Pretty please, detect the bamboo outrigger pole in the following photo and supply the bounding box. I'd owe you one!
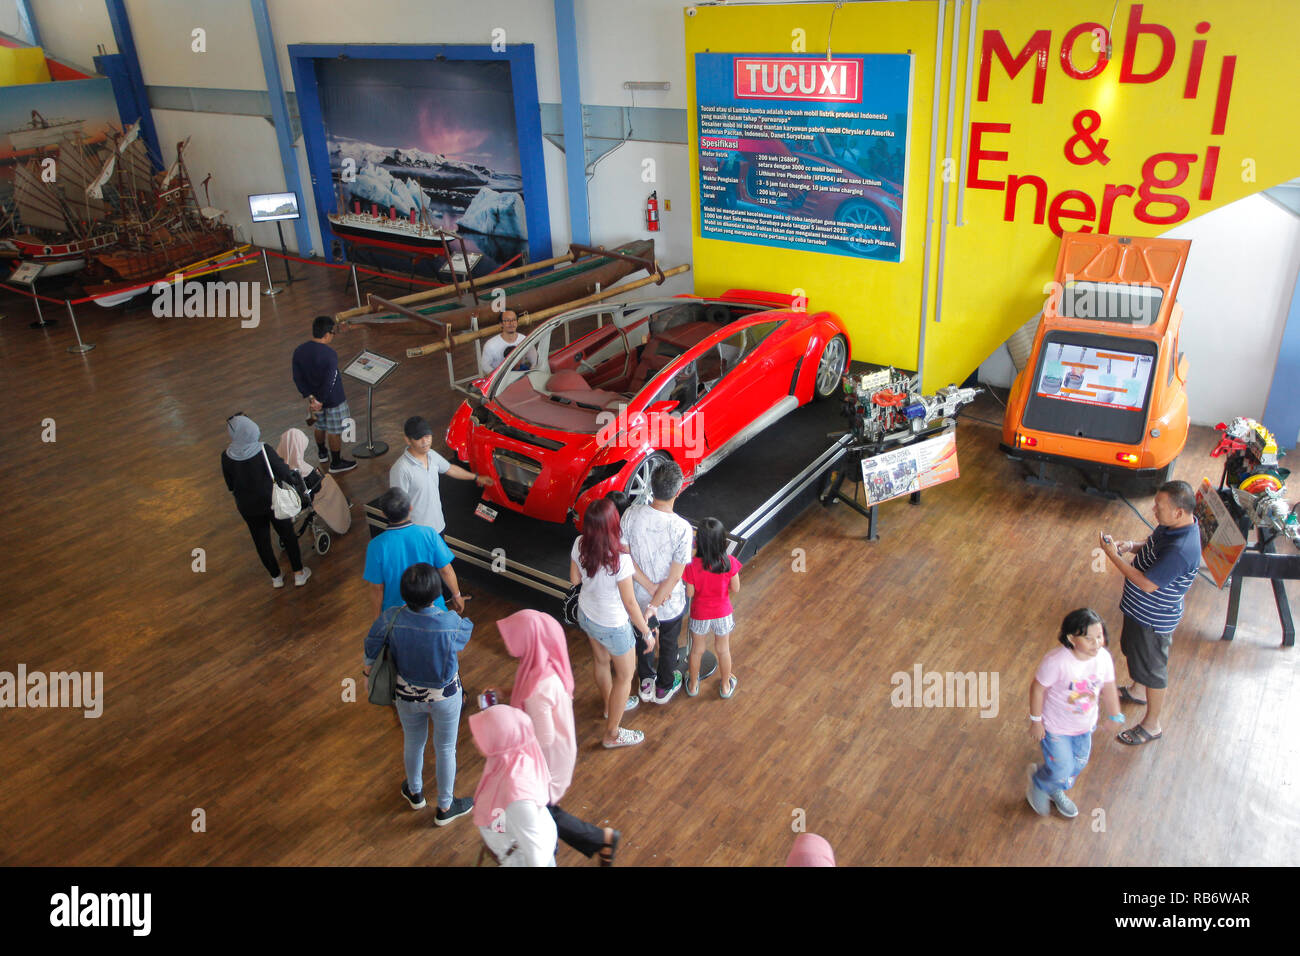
[333,249,581,322]
[404,262,690,358]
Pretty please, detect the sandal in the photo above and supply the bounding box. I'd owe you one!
[602,727,645,749]
[1116,725,1162,746]
[1118,685,1147,706]
[599,829,621,866]
[720,675,738,699]
[685,676,699,697]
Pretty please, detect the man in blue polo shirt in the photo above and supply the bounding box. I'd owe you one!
[1100,480,1201,747]
[364,488,464,619]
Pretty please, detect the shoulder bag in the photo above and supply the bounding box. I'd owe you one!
[367,607,402,706]
[261,446,302,520]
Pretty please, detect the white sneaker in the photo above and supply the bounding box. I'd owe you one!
[294,567,312,587]
[271,575,285,589]
[638,678,655,703]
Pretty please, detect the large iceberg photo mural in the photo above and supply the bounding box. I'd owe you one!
[315,57,528,264]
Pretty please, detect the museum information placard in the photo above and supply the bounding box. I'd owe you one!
[695,53,912,261]
[860,428,960,505]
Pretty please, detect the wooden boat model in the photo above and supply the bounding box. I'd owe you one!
[336,239,659,332]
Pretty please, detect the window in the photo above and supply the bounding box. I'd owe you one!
[1060,281,1163,327]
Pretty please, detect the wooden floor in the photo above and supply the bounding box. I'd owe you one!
[1,258,1296,867]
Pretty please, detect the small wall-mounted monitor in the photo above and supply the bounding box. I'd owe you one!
[249,192,301,222]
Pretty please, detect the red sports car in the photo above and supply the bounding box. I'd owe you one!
[446,290,850,526]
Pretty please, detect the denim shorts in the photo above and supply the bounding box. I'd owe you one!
[578,608,635,656]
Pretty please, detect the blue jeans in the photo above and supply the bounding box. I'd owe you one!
[395,689,462,809]
[1033,730,1092,794]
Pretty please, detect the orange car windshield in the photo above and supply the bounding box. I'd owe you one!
[1060,281,1163,328]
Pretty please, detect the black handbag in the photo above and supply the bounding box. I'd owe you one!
[367,608,401,706]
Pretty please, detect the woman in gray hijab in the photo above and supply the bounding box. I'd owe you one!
[221,414,311,587]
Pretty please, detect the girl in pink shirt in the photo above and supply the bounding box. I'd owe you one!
[1026,608,1124,819]
[683,518,742,699]
[495,609,621,865]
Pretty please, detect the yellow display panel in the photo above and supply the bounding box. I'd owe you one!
[686,1,1300,390]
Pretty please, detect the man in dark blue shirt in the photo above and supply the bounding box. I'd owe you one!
[291,315,356,473]
[1100,480,1201,746]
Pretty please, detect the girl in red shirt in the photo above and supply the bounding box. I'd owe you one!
[683,518,742,699]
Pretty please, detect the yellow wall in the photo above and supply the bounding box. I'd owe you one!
[686,0,1300,390]
[0,47,52,86]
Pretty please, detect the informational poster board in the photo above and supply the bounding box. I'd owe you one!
[343,350,398,388]
[1034,342,1154,411]
[9,261,44,285]
[1195,478,1248,589]
[695,52,911,261]
[860,428,959,505]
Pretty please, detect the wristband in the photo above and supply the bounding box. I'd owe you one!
[1108,714,1125,723]
[1028,715,1042,722]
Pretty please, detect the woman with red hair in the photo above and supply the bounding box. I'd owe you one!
[569,497,656,748]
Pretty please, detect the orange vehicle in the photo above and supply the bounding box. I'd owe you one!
[1000,233,1191,484]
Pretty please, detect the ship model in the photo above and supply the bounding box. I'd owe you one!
[1,118,119,276]
[81,126,243,302]
[327,181,455,254]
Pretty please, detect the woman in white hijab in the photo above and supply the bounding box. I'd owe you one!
[221,413,310,587]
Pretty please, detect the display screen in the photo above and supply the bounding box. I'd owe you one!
[249,192,301,222]
[1033,342,1154,412]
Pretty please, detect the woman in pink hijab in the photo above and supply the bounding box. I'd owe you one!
[276,427,352,534]
[470,705,557,866]
[497,609,621,865]
[786,833,836,867]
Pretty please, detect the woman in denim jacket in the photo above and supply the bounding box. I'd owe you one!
[364,562,475,825]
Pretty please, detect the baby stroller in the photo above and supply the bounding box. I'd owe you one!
[275,428,352,555]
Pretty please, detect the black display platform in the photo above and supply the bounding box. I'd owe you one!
[428,395,851,597]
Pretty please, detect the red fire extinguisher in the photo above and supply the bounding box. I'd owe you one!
[645,191,659,232]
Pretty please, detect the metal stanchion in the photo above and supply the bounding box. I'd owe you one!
[29,288,55,328]
[64,299,94,354]
[350,263,362,308]
[261,249,282,296]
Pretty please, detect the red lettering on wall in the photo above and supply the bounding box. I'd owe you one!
[1135,152,1196,223]
[1199,145,1220,200]
[1060,23,1109,80]
[1047,190,1097,236]
[1211,56,1236,135]
[1184,40,1207,97]
[1004,174,1048,224]
[966,122,1011,189]
[1097,183,1136,234]
[978,29,1051,103]
[1119,4,1175,84]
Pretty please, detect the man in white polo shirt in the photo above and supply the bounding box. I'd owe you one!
[390,416,494,533]
[479,311,539,375]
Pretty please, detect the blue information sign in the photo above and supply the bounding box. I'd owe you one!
[696,53,913,262]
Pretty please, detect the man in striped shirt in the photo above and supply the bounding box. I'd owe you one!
[1099,480,1201,746]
